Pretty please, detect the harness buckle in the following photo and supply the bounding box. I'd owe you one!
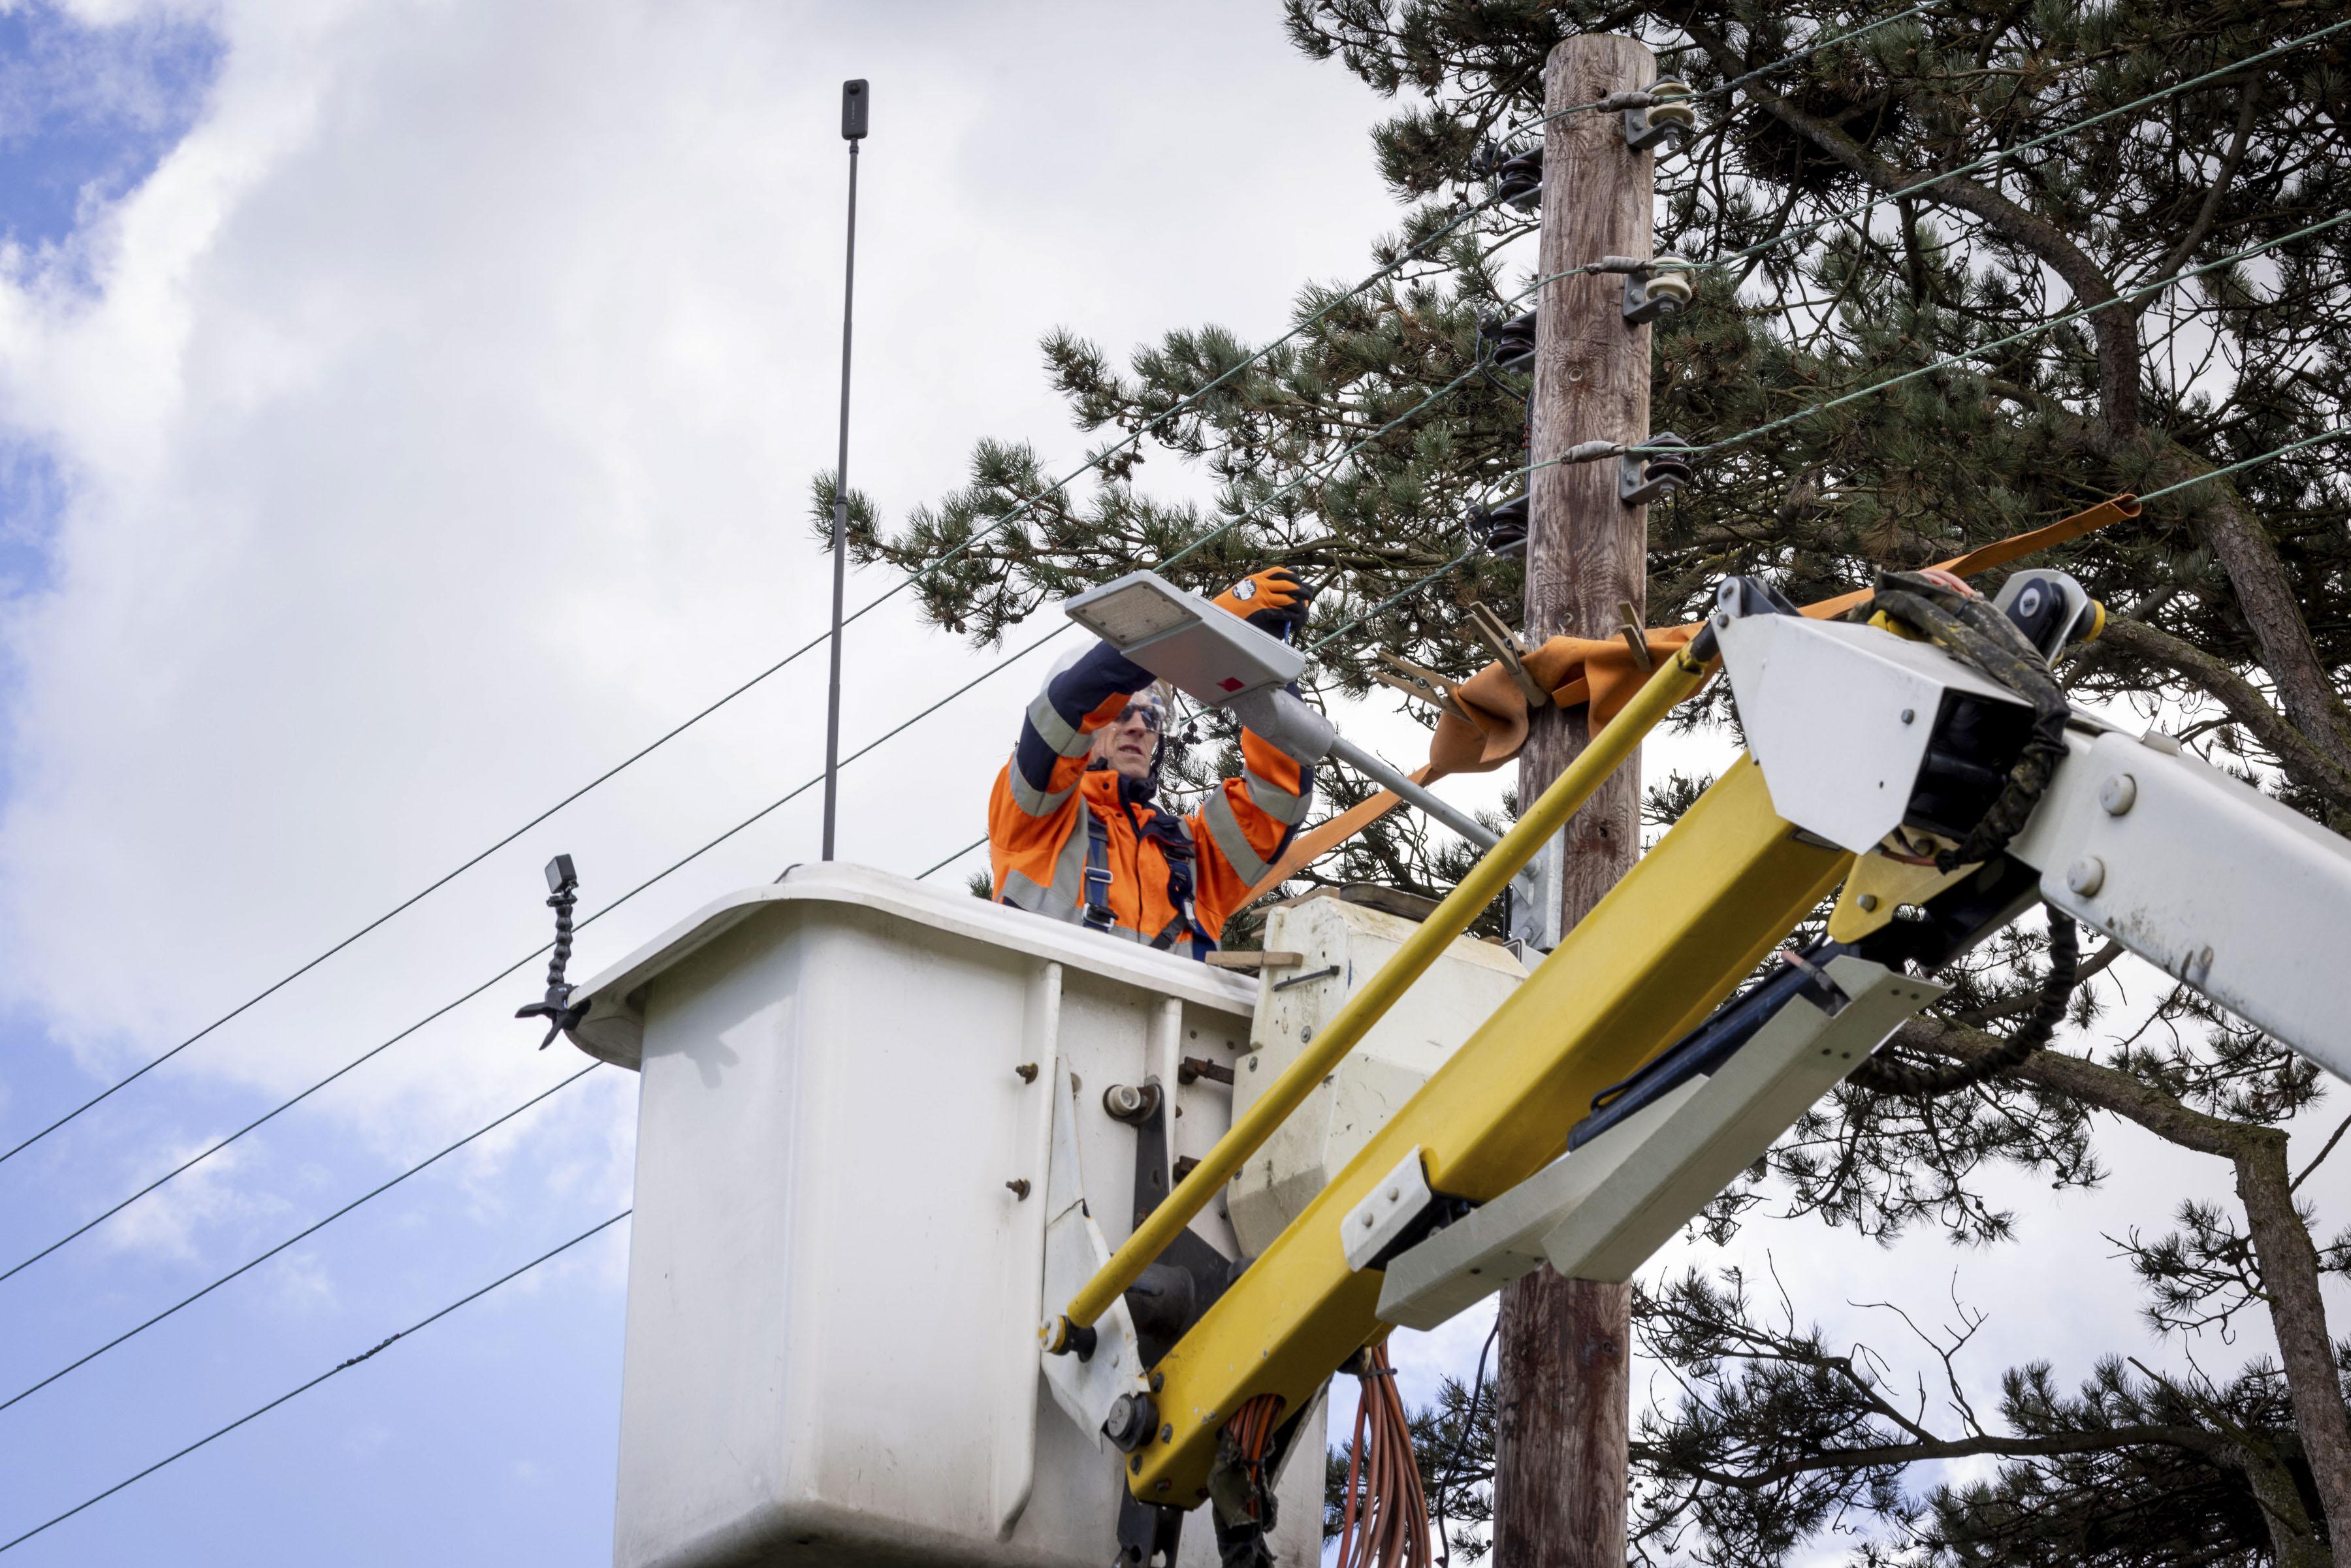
[1082,865,1117,932]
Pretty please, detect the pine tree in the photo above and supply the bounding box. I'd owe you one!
[819,2,2351,1559]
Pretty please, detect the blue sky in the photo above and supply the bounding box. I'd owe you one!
[0,3,215,605]
[0,4,217,254]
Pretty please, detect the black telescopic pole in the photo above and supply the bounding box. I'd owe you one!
[823,79,869,861]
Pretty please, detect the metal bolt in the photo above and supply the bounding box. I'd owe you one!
[1161,1424,1175,1445]
[1004,1179,1031,1200]
[2066,856,2106,897]
[1899,709,1915,725]
[1387,1187,1399,1201]
[1362,1213,1375,1227]
[1149,1371,1164,1392]
[1248,1055,1259,1072]
[1104,1083,1144,1119]
[1014,1062,1038,1083]
[1300,1026,1313,1043]
[2098,773,2137,816]
[1856,893,1880,912]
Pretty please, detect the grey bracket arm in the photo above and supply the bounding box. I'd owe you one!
[1225,688,1497,852]
[1226,687,1556,946]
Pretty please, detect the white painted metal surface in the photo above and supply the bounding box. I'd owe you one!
[1718,611,2022,854]
[2008,728,2351,1074]
[1224,895,1528,1256]
[1341,1147,1432,1273]
[579,864,1326,1568]
[1379,957,1944,1330]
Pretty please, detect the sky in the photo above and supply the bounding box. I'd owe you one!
[0,3,2341,1565]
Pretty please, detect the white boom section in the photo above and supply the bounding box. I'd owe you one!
[2009,727,2351,1067]
[1720,611,2351,1076]
[1378,957,1945,1331]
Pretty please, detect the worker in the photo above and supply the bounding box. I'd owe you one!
[990,568,1316,957]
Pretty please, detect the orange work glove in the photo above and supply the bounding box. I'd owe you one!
[1211,567,1313,639]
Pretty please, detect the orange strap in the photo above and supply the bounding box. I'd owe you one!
[1246,494,2138,903]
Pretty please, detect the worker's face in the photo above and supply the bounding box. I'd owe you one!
[1091,693,1164,780]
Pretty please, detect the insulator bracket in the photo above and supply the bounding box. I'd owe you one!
[1494,149,1543,212]
[1622,78,1697,155]
[1621,256,1697,324]
[1480,309,1537,372]
[1620,433,1694,506]
[1472,491,1530,556]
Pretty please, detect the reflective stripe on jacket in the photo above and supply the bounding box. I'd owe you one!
[988,640,1313,954]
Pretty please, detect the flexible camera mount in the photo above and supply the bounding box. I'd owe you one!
[515,854,591,1049]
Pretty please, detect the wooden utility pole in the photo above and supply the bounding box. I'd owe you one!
[1495,33,1655,1568]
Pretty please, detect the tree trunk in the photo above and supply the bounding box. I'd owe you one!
[2234,1127,2351,1543]
[1497,31,1654,1568]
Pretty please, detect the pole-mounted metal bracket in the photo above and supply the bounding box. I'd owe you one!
[1622,78,1697,154]
[1621,257,1696,325]
[1620,432,1695,506]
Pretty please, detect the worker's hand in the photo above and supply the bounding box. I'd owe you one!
[1212,568,1313,639]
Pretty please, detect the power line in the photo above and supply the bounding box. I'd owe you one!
[0,1063,602,1415]
[2134,428,2348,505]
[0,192,1511,1175]
[1,363,1491,1283]
[0,1208,631,1556]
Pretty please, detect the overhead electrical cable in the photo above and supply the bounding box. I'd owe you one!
[0,193,1515,1174]
[0,1063,602,1415]
[2131,428,2348,504]
[0,365,1490,1283]
[0,1209,632,1556]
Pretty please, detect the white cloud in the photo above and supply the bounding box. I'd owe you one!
[0,0,1401,1172]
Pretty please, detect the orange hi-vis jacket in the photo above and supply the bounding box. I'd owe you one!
[989,641,1313,957]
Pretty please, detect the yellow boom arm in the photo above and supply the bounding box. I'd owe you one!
[1119,731,1848,1501]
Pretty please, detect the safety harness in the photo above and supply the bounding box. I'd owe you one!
[1080,805,1217,959]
